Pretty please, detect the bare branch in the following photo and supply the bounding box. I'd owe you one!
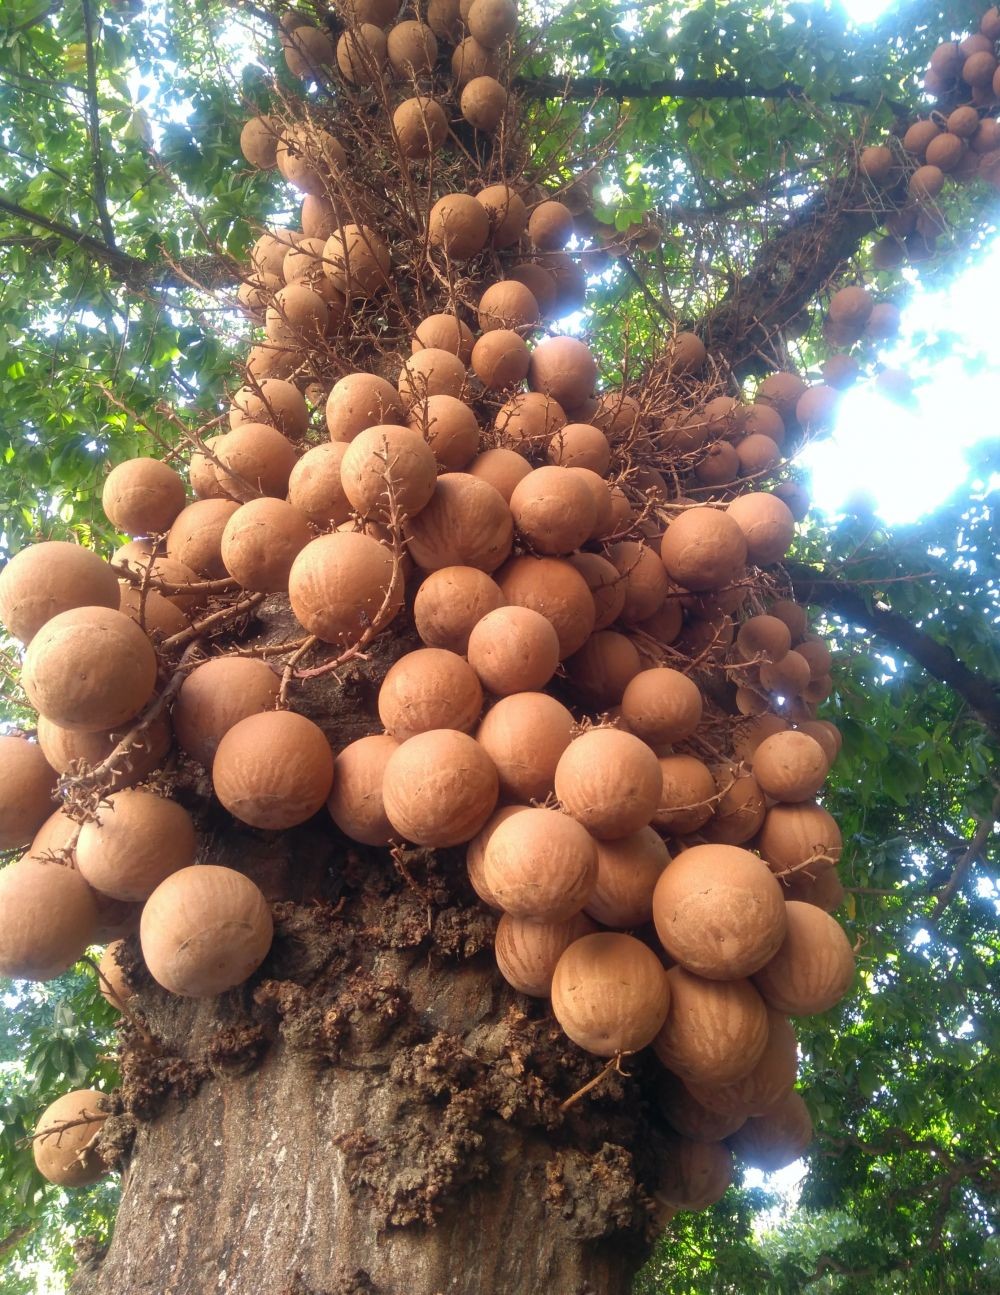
[785,559,1000,739]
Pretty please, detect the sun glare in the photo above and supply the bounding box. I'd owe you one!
[800,238,1000,525]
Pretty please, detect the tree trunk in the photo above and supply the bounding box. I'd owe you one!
[79,965,644,1295]
[74,609,653,1295]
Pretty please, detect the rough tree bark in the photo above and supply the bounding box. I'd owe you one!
[76,611,655,1295]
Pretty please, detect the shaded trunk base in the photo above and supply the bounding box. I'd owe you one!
[82,1037,640,1295]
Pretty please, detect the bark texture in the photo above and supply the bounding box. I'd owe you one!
[74,604,655,1295]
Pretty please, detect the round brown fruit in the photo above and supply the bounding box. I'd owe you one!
[405,473,513,573]
[704,768,766,846]
[76,790,196,902]
[341,424,438,518]
[413,314,475,363]
[908,164,944,200]
[289,532,402,645]
[528,336,598,407]
[496,555,596,658]
[240,115,279,169]
[0,737,56,851]
[0,857,97,980]
[726,492,795,565]
[671,331,707,374]
[378,647,483,740]
[326,372,405,443]
[282,23,336,79]
[621,668,703,747]
[495,912,596,997]
[386,20,437,77]
[653,968,769,1085]
[567,552,625,629]
[528,200,574,250]
[220,497,312,593]
[757,371,807,419]
[327,733,399,847]
[33,1090,107,1186]
[551,932,670,1056]
[427,194,490,261]
[231,379,308,440]
[478,280,540,332]
[398,348,468,405]
[688,1007,798,1119]
[757,800,842,876]
[584,826,669,928]
[381,728,499,847]
[495,391,566,450]
[467,0,517,47]
[409,395,479,470]
[607,541,671,623]
[451,36,500,86]
[172,656,278,769]
[287,443,351,527]
[265,284,329,345]
[212,710,334,830]
[336,24,388,86]
[413,565,505,654]
[475,691,574,803]
[0,541,121,645]
[393,96,448,160]
[564,630,641,708]
[466,805,525,907]
[102,458,186,537]
[141,864,272,997]
[555,727,662,840]
[167,499,240,578]
[214,424,297,502]
[652,844,787,980]
[22,606,156,733]
[654,1135,733,1213]
[859,144,894,183]
[752,730,828,803]
[652,754,716,835]
[547,422,611,475]
[467,447,532,501]
[483,805,597,921]
[476,185,527,248]
[324,224,391,297]
[736,614,791,664]
[467,605,561,695]
[509,465,596,555]
[460,75,507,132]
[660,508,747,592]
[753,901,855,1015]
[471,329,531,390]
[728,1089,812,1172]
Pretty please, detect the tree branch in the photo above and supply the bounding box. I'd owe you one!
[930,785,1000,918]
[0,194,237,293]
[516,74,908,116]
[700,162,905,376]
[80,0,117,249]
[785,559,1000,739]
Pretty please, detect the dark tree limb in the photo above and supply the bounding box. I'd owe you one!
[80,0,117,249]
[516,74,909,116]
[700,165,905,377]
[930,785,1000,918]
[785,559,1000,739]
[0,194,238,293]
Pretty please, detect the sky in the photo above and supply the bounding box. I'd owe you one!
[800,240,1000,526]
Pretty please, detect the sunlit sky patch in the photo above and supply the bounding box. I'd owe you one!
[800,238,1000,525]
[838,0,894,23]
